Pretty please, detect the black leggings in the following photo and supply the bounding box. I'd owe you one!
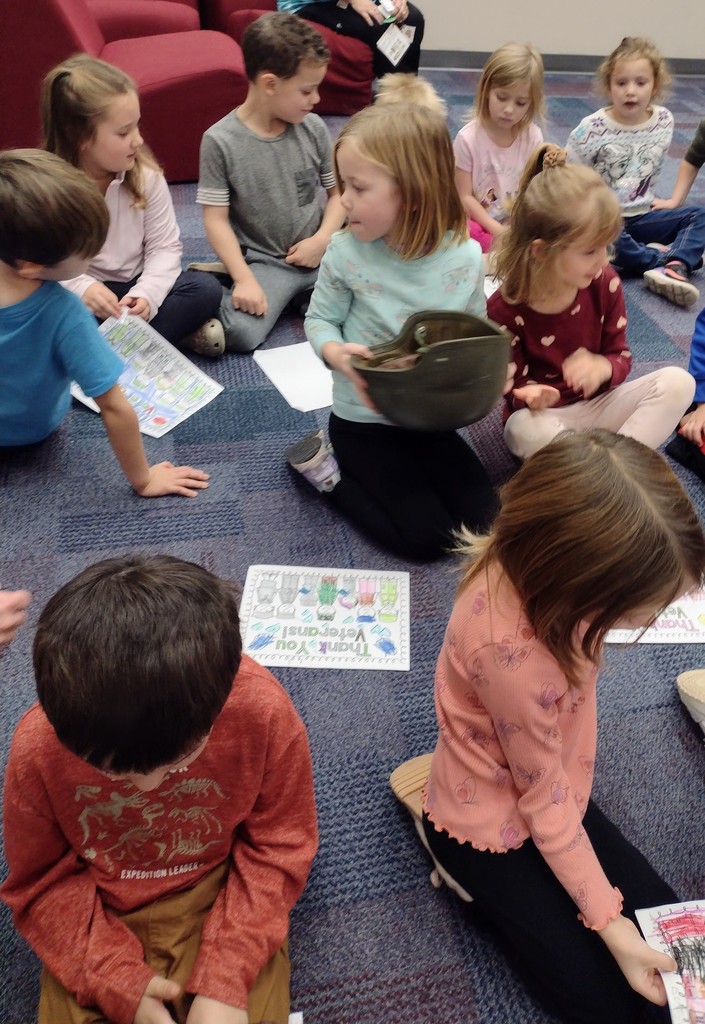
[298,2,424,77]
[423,802,676,1024]
[327,413,497,561]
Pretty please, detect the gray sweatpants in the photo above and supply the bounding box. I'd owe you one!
[219,251,319,353]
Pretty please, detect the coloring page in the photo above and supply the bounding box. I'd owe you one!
[240,565,410,671]
[72,313,222,437]
[606,587,705,644]
[636,900,705,1023]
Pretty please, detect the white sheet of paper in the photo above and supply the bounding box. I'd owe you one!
[288,1015,304,1024]
[253,343,332,412]
[606,588,705,643]
[636,900,705,1024]
[240,564,411,671]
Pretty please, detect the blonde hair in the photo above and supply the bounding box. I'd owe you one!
[597,36,671,101]
[375,73,447,117]
[334,103,466,260]
[494,143,622,305]
[0,149,109,268]
[473,42,545,131]
[41,53,160,208]
[456,430,705,687]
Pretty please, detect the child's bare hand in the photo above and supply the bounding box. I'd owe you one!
[324,342,378,412]
[651,197,677,211]
[0,590,31,645]
[133,976,180,1024]
[286,235,325,268]
[679,403,705,445]
[136,462,210,498]
[562,348,612,398]
[185,995,248,1024]
[599,915,676,1006]
[512,383,561,409]
[232,278,267,317]
[83,282,121,320]
[119,295,151,320]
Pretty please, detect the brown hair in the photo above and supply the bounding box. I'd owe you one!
[596,36,671,101]
[242,12,329,81]
[334,103,467,259]
[456,430,705,686]
[494,143,622,304]
[0,149,108,267]
[34,555,243,774]
[41,53,160,208]
[473,42,546,131]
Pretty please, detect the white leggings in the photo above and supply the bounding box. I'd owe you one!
[504,367,695,460]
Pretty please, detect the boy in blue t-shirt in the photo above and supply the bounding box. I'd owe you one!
[0,150,208,498]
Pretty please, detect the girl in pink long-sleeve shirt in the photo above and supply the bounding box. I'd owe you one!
[41,55,224,357]
[423,429,705,1024]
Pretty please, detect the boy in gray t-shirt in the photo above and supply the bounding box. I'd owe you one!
[196,13,345,353]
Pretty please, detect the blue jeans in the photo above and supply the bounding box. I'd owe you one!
[614,206,705,275]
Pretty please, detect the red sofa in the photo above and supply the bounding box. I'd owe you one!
[200,0,373,115]
[0,0,248,182]
[86,0,201,39]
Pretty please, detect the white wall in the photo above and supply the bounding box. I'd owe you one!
[423,1,705,61]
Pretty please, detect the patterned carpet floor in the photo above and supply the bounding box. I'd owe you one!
[2,67,705,1024]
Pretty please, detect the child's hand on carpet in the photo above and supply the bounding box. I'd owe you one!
[137,462,210,498]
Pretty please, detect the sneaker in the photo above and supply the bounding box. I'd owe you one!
[643,261,700,307]
[284,430,340,492]
[182,318,225,357]
[389,754,474,902]
[187,261,228,274]
[676,670,705,738]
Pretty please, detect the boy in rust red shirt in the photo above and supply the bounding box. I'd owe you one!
[1,555,317,1024]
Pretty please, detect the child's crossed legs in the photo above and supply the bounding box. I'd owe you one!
[505,366,694,459]
[38,863,290,1024]
[217,253,319,353]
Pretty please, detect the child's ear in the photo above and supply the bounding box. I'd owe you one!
[530,239,547,260]
[259,72,279,96]
[13,260,45,280]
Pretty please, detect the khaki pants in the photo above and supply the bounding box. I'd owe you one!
[38,863,290,1024]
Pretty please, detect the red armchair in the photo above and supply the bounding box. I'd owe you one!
[86,0,201,40]
[0,0,248,182]
[200,0,373,115]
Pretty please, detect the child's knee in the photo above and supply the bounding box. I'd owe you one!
[221,312,269,353]
[655,366,696,407]
[504,409,558,460]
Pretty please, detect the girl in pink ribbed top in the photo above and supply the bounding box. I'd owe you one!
[423,430,705,1024]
